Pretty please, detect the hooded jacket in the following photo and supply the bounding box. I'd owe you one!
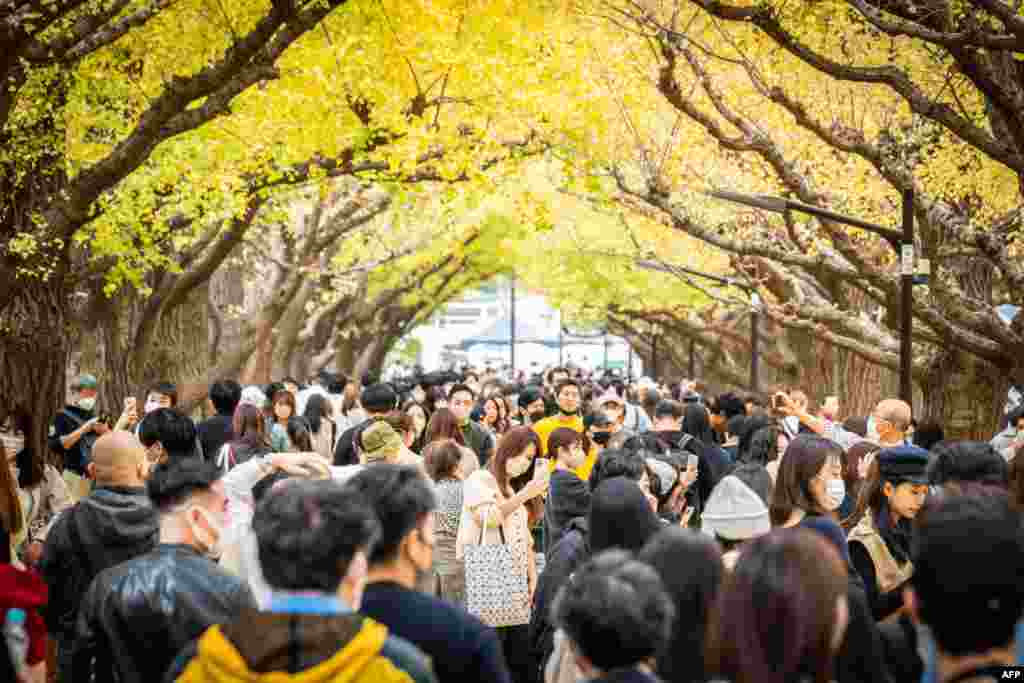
[0,563,48,668]
[39,485,158,636]
[167,610,435,683]
[543,469,590,555]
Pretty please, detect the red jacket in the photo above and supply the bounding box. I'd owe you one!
[0,563,49,666]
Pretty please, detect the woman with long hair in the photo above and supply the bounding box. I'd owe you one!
[639,528,724,683]
[0,439,24,562]
[423,439,468,604]
[11,413,71,565]
[839,441,880,523]
[706,529,849,683]
[285,417,314,454]
[771,434,846,529]
[424,408,479,477]
[221,404,273,469]
[403,399,430,453]
[457,426,549,683]
[268,389,296,452]
[302,394,334,461]
[845,447,929,621]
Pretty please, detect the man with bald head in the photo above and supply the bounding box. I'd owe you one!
[40,431,159,683]
[783,396,912,452]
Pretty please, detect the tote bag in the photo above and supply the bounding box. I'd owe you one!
[464,504,531,627]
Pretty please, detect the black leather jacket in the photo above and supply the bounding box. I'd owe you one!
[71,544,256,683]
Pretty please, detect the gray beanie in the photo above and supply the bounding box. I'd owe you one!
[645,458,678,497]
[701,475,771,541]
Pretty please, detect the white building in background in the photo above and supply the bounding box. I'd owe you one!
[411,277,639,374]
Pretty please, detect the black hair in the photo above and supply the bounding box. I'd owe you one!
[741,426,781,469]
[654,399,685,421]
[303,394,333,435]
[713,392,746,419]
[913,421,946,452]
[913,493,1024,656]
[448,383,476,401]
[737,415,775,461]
[254,479,380,593]
[554,379,582,397]
[286,416,314,452]
[730,463,774,506]
[928,441,1008,488]
[146,457,223,512]
[138,408,199,460]
[148,381,179,406]
[682,403,717,445]
[325,373,347,396]
[553,549,674,671]
[588,448,647,489]
[209,379,242,416]
[342,465,437,565]
[639,528,723,683]
[726,415,747,439]
[361,383,398,414]
[518,386,544,409]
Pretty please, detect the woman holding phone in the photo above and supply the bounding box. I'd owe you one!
[457,426,548,683]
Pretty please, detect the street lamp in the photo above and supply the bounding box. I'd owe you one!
[707,188,915,404]
[635,259,761,393]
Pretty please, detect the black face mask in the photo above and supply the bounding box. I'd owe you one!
[592,431,612,446]
[529,410,547,423]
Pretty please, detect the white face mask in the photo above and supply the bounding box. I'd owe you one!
[144,400,160,415]
[78,397,96,411]
[187,505,224,559]
[824,478,846,510]
[506,456,532,478]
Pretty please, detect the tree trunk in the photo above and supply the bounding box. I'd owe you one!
[920,350,1008,441]
[0,279,70,465]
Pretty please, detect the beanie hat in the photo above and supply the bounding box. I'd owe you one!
[360,421,403,463]
[702,475,771,541]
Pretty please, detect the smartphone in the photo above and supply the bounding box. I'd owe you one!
[687,453,699,469]
[533,458,550,478]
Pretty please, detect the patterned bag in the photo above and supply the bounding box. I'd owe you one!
[464,504,531,627]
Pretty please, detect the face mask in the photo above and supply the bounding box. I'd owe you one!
[592,431,612,446]
[144,400,160,415]
[187,505,224,559]
[506,456,531,478]
[824,478,846,510]
[529,410,546,424]
[78,397,96,412]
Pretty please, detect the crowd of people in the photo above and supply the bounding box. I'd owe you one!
[2,363,1024,683]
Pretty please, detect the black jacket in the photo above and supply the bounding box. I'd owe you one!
[361,581,512,683]
[39,485,159,637]
[530,517,589,672]
[543,470,590,555]
[72,544,256,683]
[49,405,97,475]
[197,414,234,462]
[460,420,494,467]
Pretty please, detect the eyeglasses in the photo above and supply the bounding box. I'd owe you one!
[452,399,474,408]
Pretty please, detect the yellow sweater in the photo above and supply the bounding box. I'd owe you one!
[532,415,596,481]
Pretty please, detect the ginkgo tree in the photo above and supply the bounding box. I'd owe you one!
[0,0,571,454]
[557,0,1024,435]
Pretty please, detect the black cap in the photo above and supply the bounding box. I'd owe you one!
[878,445,930,484]
[585,413,614,430]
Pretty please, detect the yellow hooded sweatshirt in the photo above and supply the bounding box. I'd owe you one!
[174,616,428,683]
